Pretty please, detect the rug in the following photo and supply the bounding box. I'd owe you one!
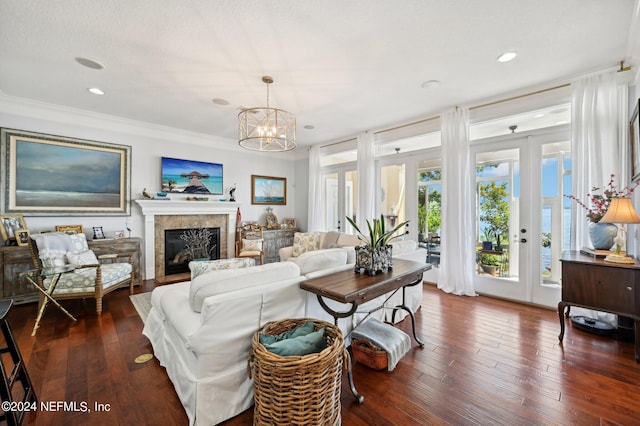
[130,292,152,323]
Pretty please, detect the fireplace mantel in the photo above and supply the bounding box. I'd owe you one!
[135,200,240,279]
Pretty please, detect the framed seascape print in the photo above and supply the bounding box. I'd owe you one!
[1,128,131,216]
[161,156,223,195]
[631,99,640,182]
[251,175,286,205]
[0,214,26,244]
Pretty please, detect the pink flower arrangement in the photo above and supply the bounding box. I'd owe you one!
[565,174,639,223]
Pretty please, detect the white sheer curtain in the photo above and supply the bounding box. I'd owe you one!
[570,70,628,324]
[357,132,376,229]
[439,108,476,296]
[571,71,624,250]
[307,145,323,231]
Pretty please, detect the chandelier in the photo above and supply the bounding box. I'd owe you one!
[238,76,296,152]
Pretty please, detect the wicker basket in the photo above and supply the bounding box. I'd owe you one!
[249,318,345,426]
[351,338,388,370]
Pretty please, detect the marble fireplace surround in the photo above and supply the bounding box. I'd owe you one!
[135,200,240,280]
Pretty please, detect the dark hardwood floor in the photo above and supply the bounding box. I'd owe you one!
[4,281,640,425]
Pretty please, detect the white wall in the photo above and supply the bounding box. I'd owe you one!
[0,95,299,273]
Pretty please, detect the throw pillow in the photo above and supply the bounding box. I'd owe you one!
[291,232,320,257]
[263,328,327,356]
[67,233,89,254]
[241,238,263,252]
[259,321,315,345]
[67,250,99,274]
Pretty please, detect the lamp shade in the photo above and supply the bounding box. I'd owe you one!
[600,197,640,224]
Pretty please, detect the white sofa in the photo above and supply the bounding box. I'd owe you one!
[143,244,426,425]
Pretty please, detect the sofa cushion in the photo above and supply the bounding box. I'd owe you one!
[292,232,321,257]
[288,248,347,275]
[190,261,301,312]
[45,262,132,293]
[336,233,362,247]
[189,258,256,280]
[391,239,418,256]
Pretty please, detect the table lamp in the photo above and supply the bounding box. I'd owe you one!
[599,197,640,264]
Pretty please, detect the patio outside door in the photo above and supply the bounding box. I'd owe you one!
[471,128,570,307]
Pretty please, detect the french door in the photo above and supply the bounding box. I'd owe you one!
[322,166,357,233]
[471,127,570,307]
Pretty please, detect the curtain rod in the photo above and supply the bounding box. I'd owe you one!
[323,82,572,147]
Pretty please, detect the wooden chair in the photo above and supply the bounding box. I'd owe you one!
[27,232,134,315]
[235,223,264,264]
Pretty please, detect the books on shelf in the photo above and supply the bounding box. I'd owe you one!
[580,247,625,258]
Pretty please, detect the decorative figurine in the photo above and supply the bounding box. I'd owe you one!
[229,184,237,202]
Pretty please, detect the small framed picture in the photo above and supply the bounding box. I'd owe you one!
[114,230,125,239]
[93,226,105,240]
[265,212,280,230]
[0,214,27,244]
[16,229,30,246]
[55,224,84,235]
[283,218,297,229]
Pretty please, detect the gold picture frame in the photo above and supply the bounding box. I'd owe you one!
[283,218,297,229]
[265,212,280,230]
[1,128,131,216]
[55,224,84,234]
[0,214,27,243]
[251,175,286,205]
[16,229,30,246]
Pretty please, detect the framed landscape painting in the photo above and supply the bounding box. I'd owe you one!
[251,175,286,205]
[1,128,131,216]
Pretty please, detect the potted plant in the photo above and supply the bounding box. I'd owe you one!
[180,227,215,261]
[346,215,409,275]
[478,252,499,276]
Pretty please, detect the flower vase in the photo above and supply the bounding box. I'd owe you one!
[588,222,617,250]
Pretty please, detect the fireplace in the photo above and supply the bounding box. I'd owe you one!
[135,200,240,281]
[164,227,220,275]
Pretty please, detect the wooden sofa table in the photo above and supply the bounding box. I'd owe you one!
[300,259,432,403]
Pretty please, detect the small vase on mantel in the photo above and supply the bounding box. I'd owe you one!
[588,222,618,250]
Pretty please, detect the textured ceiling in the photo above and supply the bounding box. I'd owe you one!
[0,0,638,147]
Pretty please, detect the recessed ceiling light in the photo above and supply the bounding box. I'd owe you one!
[421,80,440,89]
[497,51,517,63]
[304,125,315,130]
[533,113,545,118]
[212,98,229,106]
[87,87,105,95]
[555,120,568,125]
[75,57,104,70]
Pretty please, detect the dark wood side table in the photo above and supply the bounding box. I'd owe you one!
[300,259,432,403]
[559,251,640,362]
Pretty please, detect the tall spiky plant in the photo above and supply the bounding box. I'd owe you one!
[346,215,409,249]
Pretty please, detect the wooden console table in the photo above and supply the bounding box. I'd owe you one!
[300,259,432,403]
[559,251,640,362]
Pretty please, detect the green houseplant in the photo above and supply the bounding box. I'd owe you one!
[346,215,409,275]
